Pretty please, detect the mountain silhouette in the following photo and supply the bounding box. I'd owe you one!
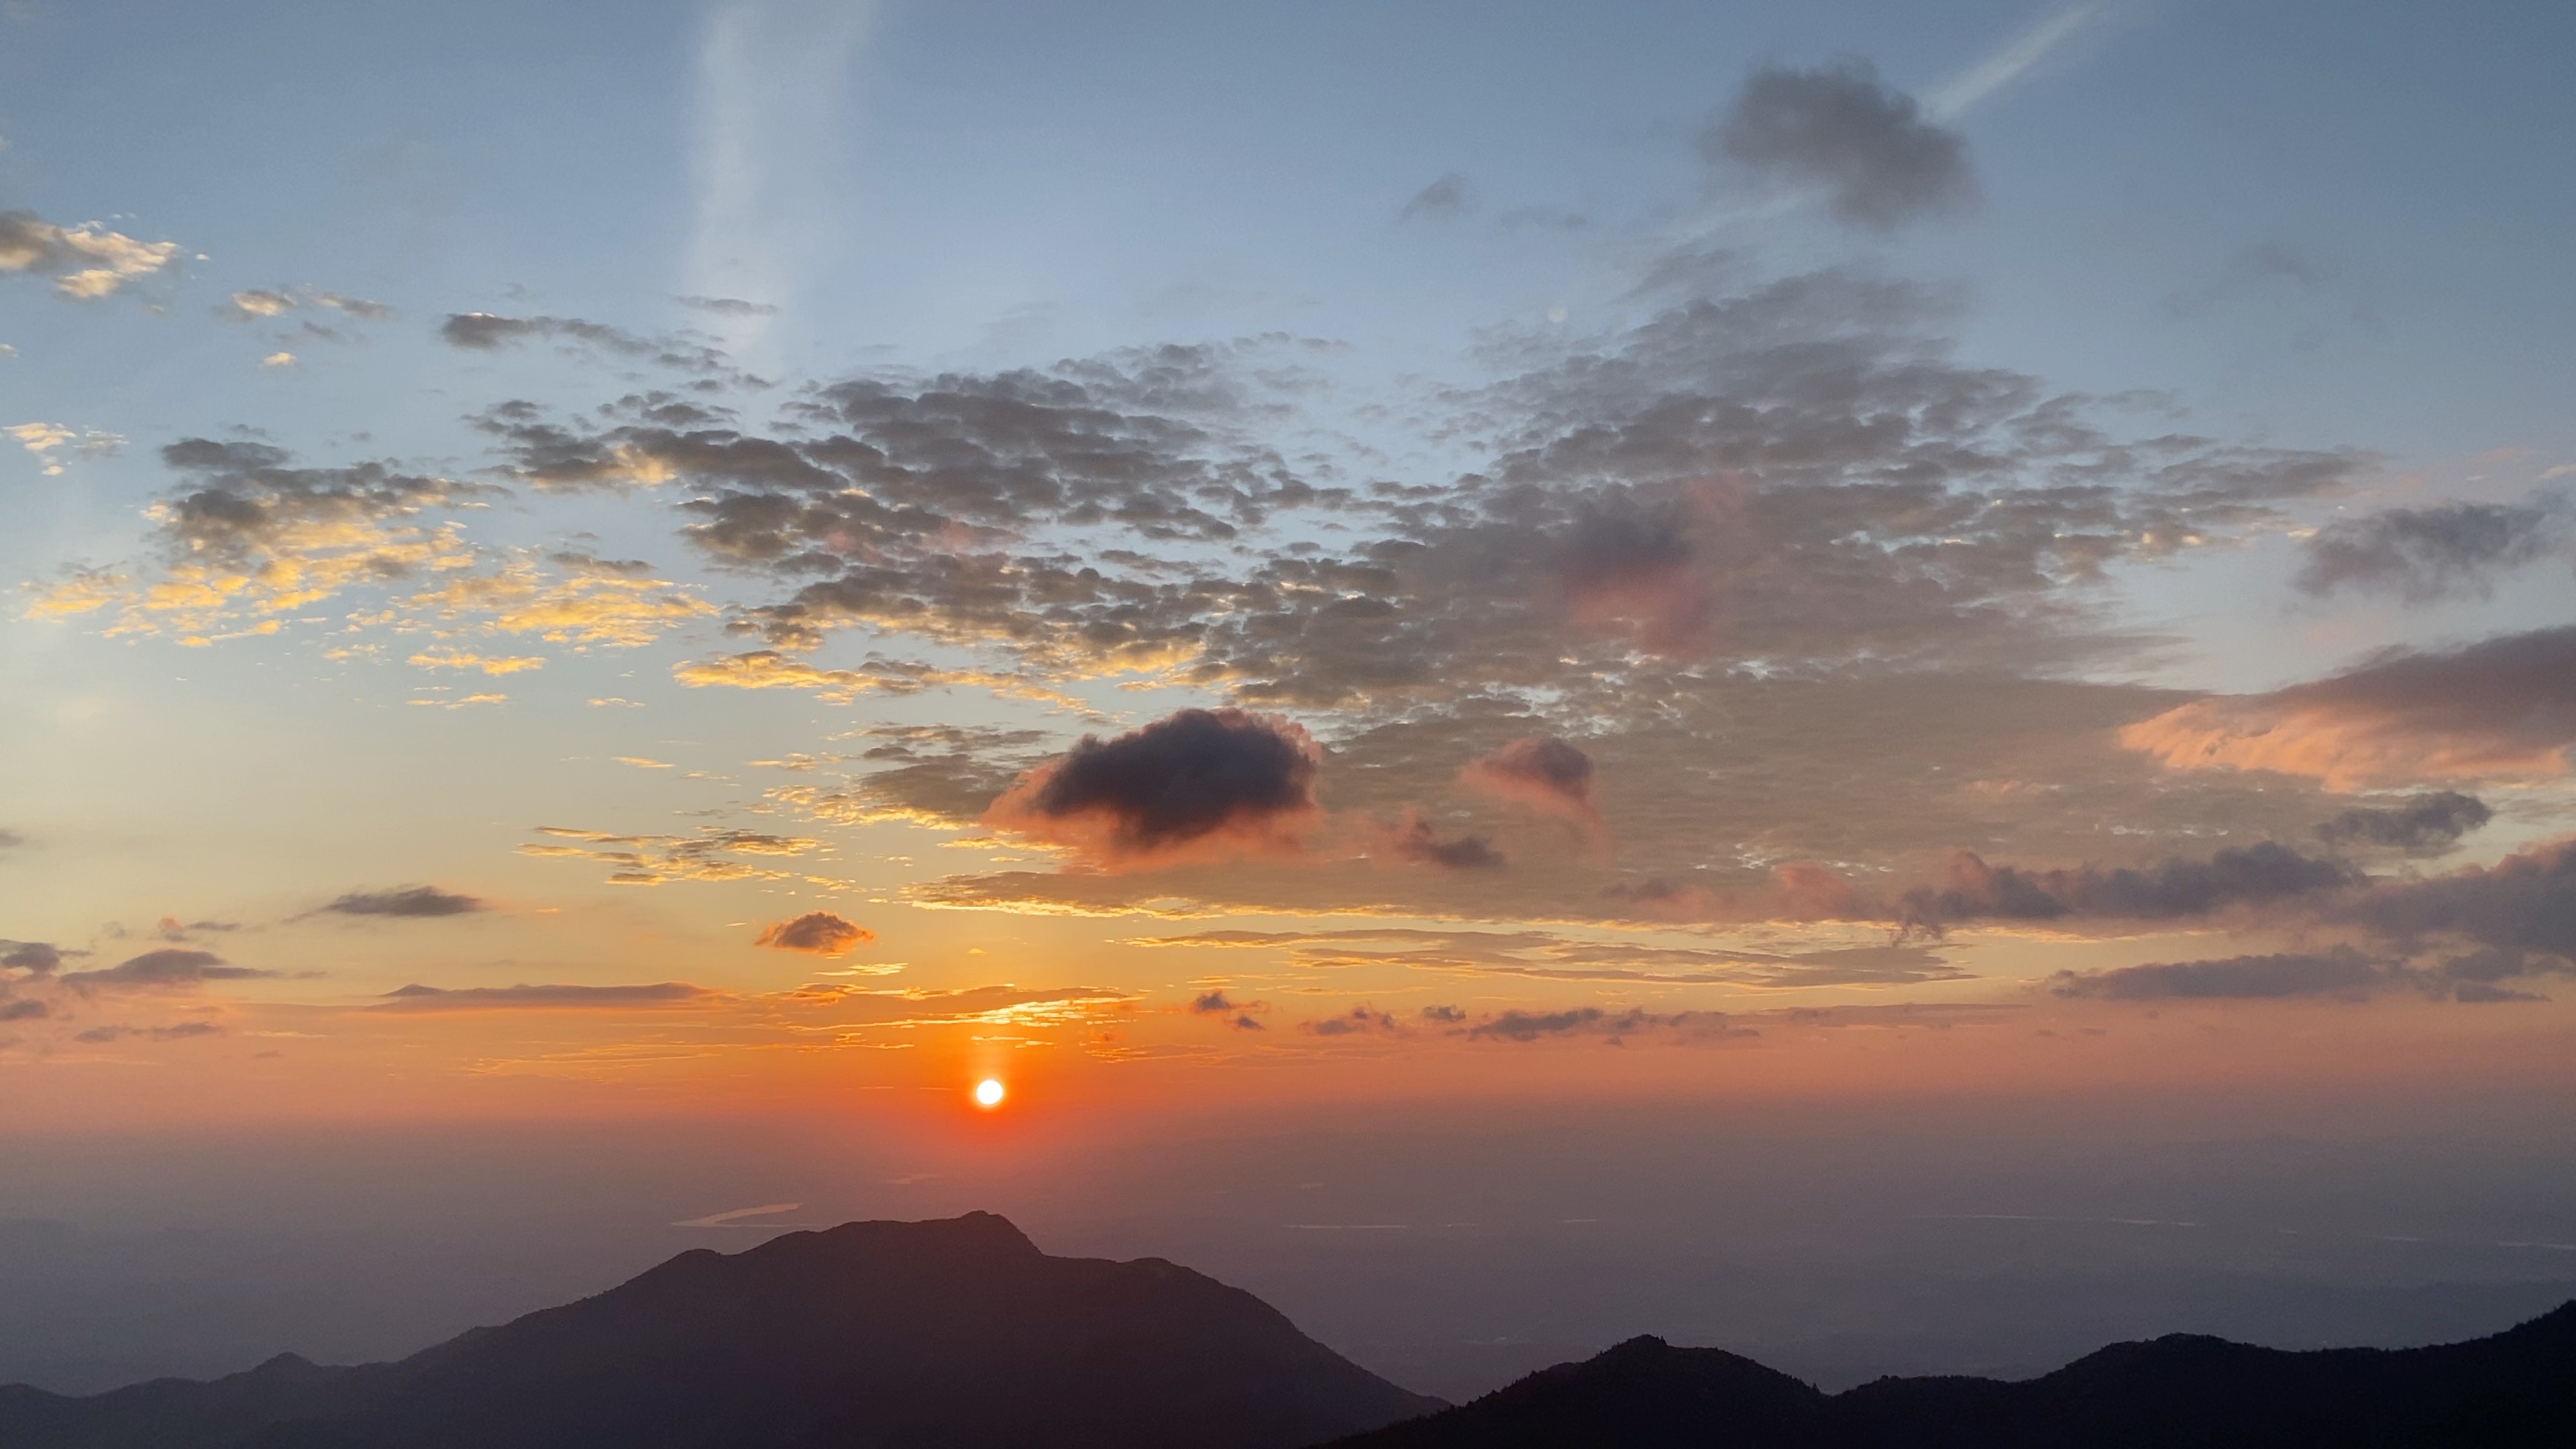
[1329,1300,2576,1448]
[0,1212,1438,1449]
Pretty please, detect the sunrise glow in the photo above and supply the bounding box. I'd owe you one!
[973,1079,1006,1109]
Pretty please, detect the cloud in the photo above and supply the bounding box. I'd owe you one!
[1377,812,1505,869]
[1602,863,1870,926]
[1705,60,1976,230]
[0,1000,48,1021]
[321,886,486,918]
[2049,948,2383,1001]
[440,313,745,381]
[753,911,873,956]
[786,983,1132,1035]
[519,826,823,885]
[2317,792,2492,855]
[675,295,780,318]
[2038,839,2576,1006]
[1899,842,2357,935]
[1550,495,1715,653]
[1,941,64,973]
[0,210,179,298]
[2294,496,2571,603]
[21,436,498,643]
[1463,1006,1733,1042]
[453,275,2358,722]
[673,1201,802,1228]
[17,419,716,649]
[73,1021,223,1043]
[2338,836,2576,961]
[9,421,123,475]
[375,982,717,1012]
[1127,924,1963,990]
[1303,1006,1398,1037]
[409,649,545,675]
[219,286,390,325]
[1187,989,1265,1030]
[1460,737,1604,841]
[60,949,276,990]
[985,708,1322,868]
[2120,626,2576,788]
[1400,174,1470,222]
[1922,2,2109,120]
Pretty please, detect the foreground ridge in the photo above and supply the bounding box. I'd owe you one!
[1332,1301,2576,1448]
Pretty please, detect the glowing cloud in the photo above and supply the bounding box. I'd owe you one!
[753,911,873,956]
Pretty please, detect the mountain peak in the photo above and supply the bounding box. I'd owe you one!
[0,1212,1438,1449]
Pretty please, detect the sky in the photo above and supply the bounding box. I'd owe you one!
[6,0,2576,1400]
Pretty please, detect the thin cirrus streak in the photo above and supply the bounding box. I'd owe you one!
[685,0,877,356]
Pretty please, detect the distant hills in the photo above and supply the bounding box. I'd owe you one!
[3,1213,2567,1448]
[1328,1303,2576,1448]
[0,1212,1438,1448]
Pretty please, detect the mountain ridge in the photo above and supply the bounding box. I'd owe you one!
[7,1214,2571,1448]
[0,1212,1438,1449]
[1332,1300,2576,1448]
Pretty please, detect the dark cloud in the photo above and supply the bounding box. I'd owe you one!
[60,949,275,990]
[321,885,486,918]
[1187,989,1265,1030]
[1463,1006,1728,1042]
[149,437,479,570]
[2049,948,2383,1001]
[1705,60,1975,230]
[440,313,747,383]
[2295,496,2570,603]
[985,708,1322,867]
[1401,174,1470,222]
[1900,842,2358,935]
[0,1000,48,1021]
[2317,792,2492,855]
[2123,625,2576,788]
[374,982,716,1012]
[1379,813,1505,869]
[1,941,64,973]
[1303,1006,1398,1037]
[1460,737,1601,837]
[753,912,873,956]
[2339,837,2576,961]
[73,1021,223,1042]
[1419,1004,1466,1023]
[0,828,23,851]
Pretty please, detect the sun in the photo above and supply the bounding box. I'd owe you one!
[972,1077,1006,1109]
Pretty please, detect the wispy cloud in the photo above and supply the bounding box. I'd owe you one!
[686,0,877,354]
[1924,1,2113,121]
